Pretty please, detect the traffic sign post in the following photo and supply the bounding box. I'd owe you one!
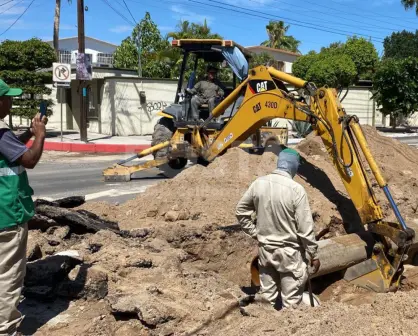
[53,63,71,142]
[53,63,71,87]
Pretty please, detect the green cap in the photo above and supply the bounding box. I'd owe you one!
[0,79,22,97]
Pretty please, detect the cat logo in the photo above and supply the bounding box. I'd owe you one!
[256,81,268,92]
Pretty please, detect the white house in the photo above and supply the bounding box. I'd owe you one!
[245,46,300,74]
[45,36,118,67]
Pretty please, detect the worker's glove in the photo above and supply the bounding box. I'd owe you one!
[310,258,321,274]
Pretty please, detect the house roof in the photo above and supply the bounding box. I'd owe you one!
[245,46,301,57]
[45,36,118,48]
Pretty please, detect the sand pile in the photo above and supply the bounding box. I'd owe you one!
[83,125,418,238]
[25,126,418,335]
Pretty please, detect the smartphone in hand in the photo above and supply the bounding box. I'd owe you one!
[40,100,47,119]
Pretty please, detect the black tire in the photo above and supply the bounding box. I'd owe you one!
[167,157,188,170]
[197,156,210,167]
[151,117,175,160]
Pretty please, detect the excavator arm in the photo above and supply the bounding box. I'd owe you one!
[201,66,414,292]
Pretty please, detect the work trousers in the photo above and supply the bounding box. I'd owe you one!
[190,96,217,120]
[0,224,28,336]
[258,245,308,309]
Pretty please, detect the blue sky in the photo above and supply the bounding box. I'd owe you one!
[0,0,417,55]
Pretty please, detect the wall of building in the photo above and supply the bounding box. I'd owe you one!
[272,86,382,130]
[247,47,298,73]
[91,77,178,136]
[14,78,383,137]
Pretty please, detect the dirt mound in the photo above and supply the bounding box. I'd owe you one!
[30,126,418,335]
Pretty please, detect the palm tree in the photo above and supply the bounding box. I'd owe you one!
[167,20,192,40]
[53,0,72,60]
[261,20,301,53]
[401,0,418,15]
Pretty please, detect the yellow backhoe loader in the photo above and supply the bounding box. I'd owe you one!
[104,39,418,293]
[103,39,288,181]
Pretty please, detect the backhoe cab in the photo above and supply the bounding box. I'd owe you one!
[103,39,288,181]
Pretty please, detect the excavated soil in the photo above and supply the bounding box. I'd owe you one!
[26,126,418,335]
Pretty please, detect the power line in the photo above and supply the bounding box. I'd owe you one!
[187,0,384,42]
[248,0,395,35]
[100,0,135,26]
[0,0,25,15]
[264,0,413,32]
[0,0,35,37]
[327,0,418,24]
[0,0,14,7]
[122,0,137,24]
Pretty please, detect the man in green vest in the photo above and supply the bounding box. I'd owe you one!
[0,79,46,336]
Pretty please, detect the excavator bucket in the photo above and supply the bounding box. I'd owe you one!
[103,141,171,182]
[103,158,170,182]
[249,222,418,293]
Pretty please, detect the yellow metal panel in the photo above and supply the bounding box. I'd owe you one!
[157,111,173,119]
[350,122,387,188]
[267,67,307,88]
[312,89,384,224]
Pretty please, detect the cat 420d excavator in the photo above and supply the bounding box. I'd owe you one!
[104,40,418,292]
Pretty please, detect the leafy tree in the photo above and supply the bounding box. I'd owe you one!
[373,57,418,125]
[0,38,56,119]
[113,12,171,78]
[249,52,275,68]
[402,0,418,15]
[292,51,319,78]
[292,36,378,87]
[306,54,357,88]
[261,20,301,53]
[343,37,379,80]
[167,19,221,40]
[383,30,418,59]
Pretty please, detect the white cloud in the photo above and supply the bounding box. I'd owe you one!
[109,25,133,33]
[170,5,214,25]
[60,24,76,31]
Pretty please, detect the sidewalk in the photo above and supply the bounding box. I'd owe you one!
[26,130,152,153]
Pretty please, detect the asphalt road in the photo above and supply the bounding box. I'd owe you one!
[28,154,174,204]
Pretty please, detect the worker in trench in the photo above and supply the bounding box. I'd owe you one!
[0,79,47,335]
[236,148,320,309]
[186,65,224,121]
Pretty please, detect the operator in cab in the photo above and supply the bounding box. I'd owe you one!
[235,148,320,310]
[187,65,224,121]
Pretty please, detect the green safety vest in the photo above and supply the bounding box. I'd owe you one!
[0,120,34,229]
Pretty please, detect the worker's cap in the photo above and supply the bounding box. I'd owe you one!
[277,148,301,178]
[0,79,22,97]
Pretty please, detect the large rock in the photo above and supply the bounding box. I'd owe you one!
[24,255,82,299]
[107,294,175,327]
[26,230,48,261]
[57,265,108,300]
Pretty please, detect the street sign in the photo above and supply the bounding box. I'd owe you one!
[53,62,71,87]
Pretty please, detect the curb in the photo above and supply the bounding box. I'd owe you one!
[26,140,150,153]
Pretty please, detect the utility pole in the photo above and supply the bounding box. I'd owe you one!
[77,0,87,142]
[136,28,142,78]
